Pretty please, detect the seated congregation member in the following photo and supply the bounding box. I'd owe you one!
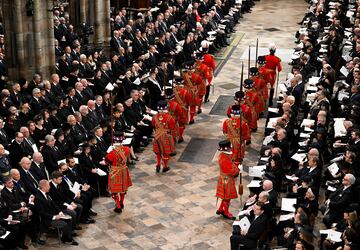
[230,202,268,250]
[78,143,109,196]
[35,180,78,245]
[323,174,355,228]
[49,171,83,230]
[321,204,360,250]
[1,176,41,248]
[30,152,50,182]
[41,134,65,174]
[19,157,39,195]
[58,162,96,223]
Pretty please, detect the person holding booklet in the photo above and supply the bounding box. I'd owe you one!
[105,144,132,213]
[230,202,268,250]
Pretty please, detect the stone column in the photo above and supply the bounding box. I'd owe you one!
[2,0,55,81]
[80,0,87,24]
[46,0,55,75]
[94,0,105,46]
[104,0,111,45]
[32,0,44,74]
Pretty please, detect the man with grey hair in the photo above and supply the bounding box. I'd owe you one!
[18,157,39,195]
[30,87,45,114]
[30,152,50,181]
[323,173,355,228]
[40,135,65,174]
[35,179,78,245]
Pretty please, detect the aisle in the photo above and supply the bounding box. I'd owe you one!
[38,1,308,249]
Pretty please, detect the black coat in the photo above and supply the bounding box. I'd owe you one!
[41,145,65,174]
[30,162,50,182]
[34,190,61,227]
[49,182,73,210]
[1,188,24,211]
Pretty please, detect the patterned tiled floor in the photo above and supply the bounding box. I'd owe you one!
[31,1,307,249]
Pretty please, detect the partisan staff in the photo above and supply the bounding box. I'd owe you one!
[238,62,244,203]
[248,45,251,78]
[255,38,259,68]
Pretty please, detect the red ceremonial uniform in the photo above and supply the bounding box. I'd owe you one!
[264,54,282,88]
[183,71,198,106]
[245,89,261,116]
[174,86,190,124]
[197,61,213,87]
[215,152,239,200]
[152,113,177,156]
[167,99,182,139]
[223,117,250,162]
[258,65,273,88]
[203,54,216,72]
[253,77,266,113]
[256,68,269,100]
[105,145,132,194]
[192,71,206,97]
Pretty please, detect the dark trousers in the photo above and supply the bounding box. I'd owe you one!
[51,219,73,241]
[204,85,211,102]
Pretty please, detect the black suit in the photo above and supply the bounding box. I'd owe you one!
[0,128,10,148]
[34,190,73,241]
[8,141,27,167]
[231,213,268,249]
[49,182,82,227]
[19,168,39,195]
[1,187,24,211]
[41,145,65,174]
[323,185,353,228]
[147,78,163,109]
[30,162,50,182]
[29,97,45,115]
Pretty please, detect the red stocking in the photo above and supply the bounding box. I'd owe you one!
[198,96,203,111]
[156,154,161,166]
[224,200,233,217]
[112,194,121,209]
[178,125,185,140]
[120,193,125,206]
[190,106,196,121]
[218,200,225,212]
[163,155,169,168]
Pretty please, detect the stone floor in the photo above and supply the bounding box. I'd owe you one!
[31,1,308,249]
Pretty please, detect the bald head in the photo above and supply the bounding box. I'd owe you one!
[262,180,273,191]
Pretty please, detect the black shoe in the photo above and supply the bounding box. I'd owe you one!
[178,138,184,143]
[121,204,124,209]
[251,128,257,132]
[163,167,170,173]
[80,218,92,224]
[17,244,29,249]
[132,156,140,161]
[216,210,224,215]
[246,140,252,145]
[156,165,161,173]
[223,214,236,220]
[87,218,96,223]
[89,209,98,216]
[32,239,46,245]
[114,207,122,213]
[204,99,210,103]
[197,109,202,114]
[72,232,78,237]
[189,120,195,125]
[62,239,78,245]
[75,225,82,230]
